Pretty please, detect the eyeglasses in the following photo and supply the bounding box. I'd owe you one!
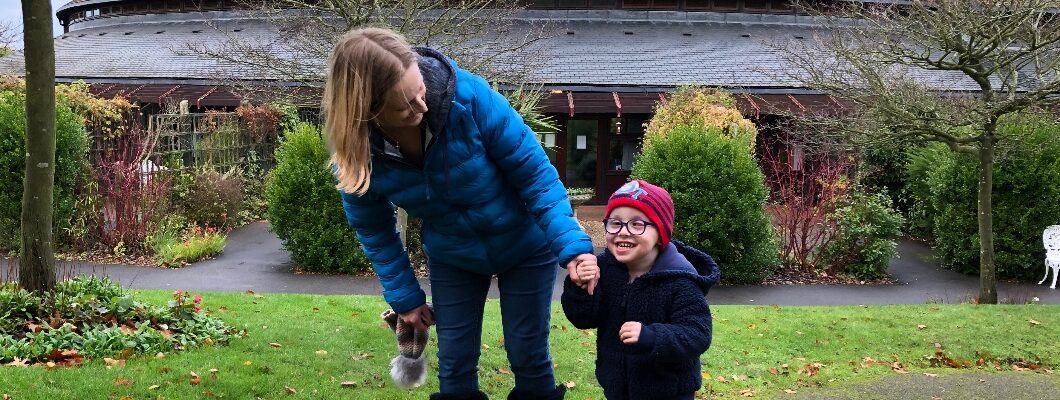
[602,218,655,235]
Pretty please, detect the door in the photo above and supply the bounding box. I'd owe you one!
[565,119,598,191]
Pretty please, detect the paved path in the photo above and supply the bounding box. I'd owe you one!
[44,221,1060,305]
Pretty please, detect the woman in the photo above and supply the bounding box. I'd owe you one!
[324,27,598,400]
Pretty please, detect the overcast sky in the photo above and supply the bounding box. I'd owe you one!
[2,0,70,48]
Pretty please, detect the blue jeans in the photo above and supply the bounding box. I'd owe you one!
[429,249,557,394]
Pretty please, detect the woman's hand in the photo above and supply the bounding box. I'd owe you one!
[566,253,599,295]
[399,303,434,331]
[619,321,642,344]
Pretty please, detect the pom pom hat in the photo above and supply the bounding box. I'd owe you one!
[604,180,674,247]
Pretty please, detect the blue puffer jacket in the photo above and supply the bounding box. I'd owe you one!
[562,241,720,400]
[339,47,593,313]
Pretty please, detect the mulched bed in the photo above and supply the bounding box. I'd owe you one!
[764,266,897,285]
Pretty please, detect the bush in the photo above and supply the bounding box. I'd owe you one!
[0,89,90,252]
[632,125,779,283]
[822,190,905,279]
[902,143,951,238]
[915,114,1060,280]
[644,86,759,148]
[0,277,242,364]
[265,123,371,273]
[149,220,226,267]
[174,167,243,231]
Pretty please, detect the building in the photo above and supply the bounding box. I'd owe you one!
[2,0,977,202]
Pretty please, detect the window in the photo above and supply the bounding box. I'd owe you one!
[607,116,646,172]
[685,0,711,10]
[526,0,556,8]
[745,0,771,12]
[621,0,651,9]
[712,0,740,10]
[557,0,587,7]
[589,0,617,7]
[653,0,680,9]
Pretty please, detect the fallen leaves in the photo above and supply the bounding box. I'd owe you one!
[3,394,10,400]
[783,389,798,394]
[5,358,29,367]
[103,357,126,368]
[340,381,357,388]
[315,350,328,356]
[190,372,202,385]
[113,378,134,386]
[891,361,908,374]
[149,385,161,390]
[768,367,779,375]
[739,388,755,397]
[916,324,927,330]
[269,342,282,348]
[496,367,511,375]
[924,373,939,377]
[1028,319,1041,326]
[797,362,824,377]
[284,385,297,394]
[564,381,576,389]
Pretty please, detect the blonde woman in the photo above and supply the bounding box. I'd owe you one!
[324,27,596,400]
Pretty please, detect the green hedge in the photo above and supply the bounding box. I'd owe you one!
[0,90,89,252]
[632,125,778,283]
[822,190,905,279]
[909,114,1060,280]
[265,123,370,273]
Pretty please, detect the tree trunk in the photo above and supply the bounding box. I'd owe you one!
[976,134,997,304]
[19,0,57,293]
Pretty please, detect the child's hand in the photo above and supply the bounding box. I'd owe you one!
[576,259,599,285]
[619,321,642,344]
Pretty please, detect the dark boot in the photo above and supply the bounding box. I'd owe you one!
[429,390,489,400]
[507,384,565,400]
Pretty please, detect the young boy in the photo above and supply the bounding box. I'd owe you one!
[562,180,719,400]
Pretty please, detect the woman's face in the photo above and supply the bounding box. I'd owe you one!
[374,64,428,130]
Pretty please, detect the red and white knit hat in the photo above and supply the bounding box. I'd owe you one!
[604,180,675,247]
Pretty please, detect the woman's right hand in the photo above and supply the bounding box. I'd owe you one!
[399,303,434,331]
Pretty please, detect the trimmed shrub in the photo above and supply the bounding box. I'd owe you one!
[822,190,905,279]
[174,167,243,231]
[632,125,779,283]
[902,143,951,238]
[917,114,1060,280]
[0,89,89,252]
[265,123,370,273]
[644,86,758,148]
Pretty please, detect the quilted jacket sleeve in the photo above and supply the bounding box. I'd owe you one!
[339,188,425,314]
[463,71,593,267]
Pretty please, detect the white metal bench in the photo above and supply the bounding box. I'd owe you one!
[1041,225,1060,289]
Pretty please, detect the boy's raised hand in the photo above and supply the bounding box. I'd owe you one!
[619,321,642,344]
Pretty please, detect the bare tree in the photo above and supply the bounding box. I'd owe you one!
[0,20,16,55]
[188,0,552,105]
[783,0,1060,303]
[20,0,57,292]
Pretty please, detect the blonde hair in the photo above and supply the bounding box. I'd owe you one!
[323,27,417,194]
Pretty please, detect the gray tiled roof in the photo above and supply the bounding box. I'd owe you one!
[42,9,986,92]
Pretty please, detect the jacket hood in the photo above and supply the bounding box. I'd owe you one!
[632,241,721,294]
[413,46,456,135]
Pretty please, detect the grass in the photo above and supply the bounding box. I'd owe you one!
[0,291,1057,399]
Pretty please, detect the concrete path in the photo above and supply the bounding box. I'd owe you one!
[43,221,1060,305]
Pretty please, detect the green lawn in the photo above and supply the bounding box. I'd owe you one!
[0,291,1056,399]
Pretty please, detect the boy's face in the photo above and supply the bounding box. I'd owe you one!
[605,206,661,266]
